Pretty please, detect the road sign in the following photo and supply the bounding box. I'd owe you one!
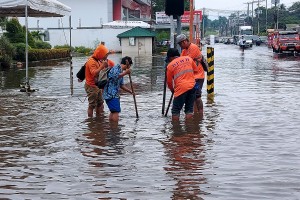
[155,10,202,24]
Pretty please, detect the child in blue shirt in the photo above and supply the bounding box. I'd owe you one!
[103,56,134,122]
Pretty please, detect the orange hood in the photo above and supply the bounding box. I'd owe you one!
[93,44,109,60]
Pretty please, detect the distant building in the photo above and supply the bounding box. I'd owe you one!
[117,26,156,56]
[19,0,152,51]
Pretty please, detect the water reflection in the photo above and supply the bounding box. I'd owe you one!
[81,117,123,165]
[1,44,300,199]
[163,118,209,199]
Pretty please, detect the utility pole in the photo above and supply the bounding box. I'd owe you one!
[276,0,279,30]
[244,2,251,17]
[202,8,205,39]
[252,1,254,34]
[272,0,279,29]
[245,0,264,34]
[237,11,240,35]
[266,0,268,32]
[258,0,260,34]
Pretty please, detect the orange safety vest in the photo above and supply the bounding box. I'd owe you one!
[167,56,197,97]
[181,43,205,79]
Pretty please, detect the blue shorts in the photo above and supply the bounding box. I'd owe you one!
[194,79,204,98]
[105,98,121,113]
[171,88,196,116]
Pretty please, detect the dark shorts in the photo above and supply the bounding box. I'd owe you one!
[84,84,103,109]
[171,88,196,116]
[105,98,121,113]
[194,79,204,98]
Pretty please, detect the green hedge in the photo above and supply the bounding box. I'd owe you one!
[28,49,70,62]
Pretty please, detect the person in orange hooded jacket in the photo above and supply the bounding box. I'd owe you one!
[84,44,111,117]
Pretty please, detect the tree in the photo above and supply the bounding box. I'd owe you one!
[0,17,8,29]
[4,18,35,48]
[0,36,15,67]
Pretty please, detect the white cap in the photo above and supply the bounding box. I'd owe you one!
[176,34,187,44]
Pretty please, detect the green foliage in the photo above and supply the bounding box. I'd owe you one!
[31,31,43,41]
[4,18,25,43]
[155,30,170,42]
[152,0,165,17]
[0,36,15,66]
[74,46,92,55]
[54,45,92,55]
[35,40,52,49]
[0,36,15,57]
[4,18,36,47]
[54,44,74,51]
[13,43,27,61]
[28,49,70,61]
[0,17,8,29]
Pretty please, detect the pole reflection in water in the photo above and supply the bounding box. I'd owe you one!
[163,116,209,199]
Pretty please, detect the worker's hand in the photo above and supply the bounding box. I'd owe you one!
[101,60,108,68]
[125,68,131,75]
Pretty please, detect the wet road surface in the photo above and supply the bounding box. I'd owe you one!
[0,44,300,199]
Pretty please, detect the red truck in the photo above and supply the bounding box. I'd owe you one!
[272,31,300,53]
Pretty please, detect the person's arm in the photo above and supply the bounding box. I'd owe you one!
[90,60,108,76]
[118,68,131,79]
[120,85,134,95]
[166,66,174,93]
[191,59,198,74]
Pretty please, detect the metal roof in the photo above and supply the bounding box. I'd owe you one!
[117,26,156,38]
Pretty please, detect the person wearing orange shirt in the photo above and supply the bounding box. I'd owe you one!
[84,44,111,118]
[166,48,198,121]
[176,34,206,117]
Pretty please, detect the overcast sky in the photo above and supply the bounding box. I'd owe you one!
[195,0,296,11]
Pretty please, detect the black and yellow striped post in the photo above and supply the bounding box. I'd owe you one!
[206,47,214,101]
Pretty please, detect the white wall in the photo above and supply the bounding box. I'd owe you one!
[16,0,127,51]
[20,0,112,29]
[46,28,130,51]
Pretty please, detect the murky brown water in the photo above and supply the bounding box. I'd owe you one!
[1,44,300,199]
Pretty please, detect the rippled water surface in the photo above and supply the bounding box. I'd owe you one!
[1,44,300,199]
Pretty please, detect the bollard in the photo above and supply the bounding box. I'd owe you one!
[206,47,214,101]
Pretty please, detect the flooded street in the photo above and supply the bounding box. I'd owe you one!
[1,44,300,199]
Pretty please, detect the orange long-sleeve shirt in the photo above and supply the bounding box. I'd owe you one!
[85,58,114,87]
[181,43,205,79]
[85,57,101,87]
[167,56,197,97]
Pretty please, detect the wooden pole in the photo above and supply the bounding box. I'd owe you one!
[162,64,167,115]
[189,0,194,42]
[129,74,139,118]
[164,93,173,117]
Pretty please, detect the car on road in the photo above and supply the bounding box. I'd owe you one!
[272,31,300,53]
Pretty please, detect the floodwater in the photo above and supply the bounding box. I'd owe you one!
[0,44,300,200]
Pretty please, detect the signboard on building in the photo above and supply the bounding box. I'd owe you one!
[156,12,171,24]
[181,11,202,23]
[155,10,202,24]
